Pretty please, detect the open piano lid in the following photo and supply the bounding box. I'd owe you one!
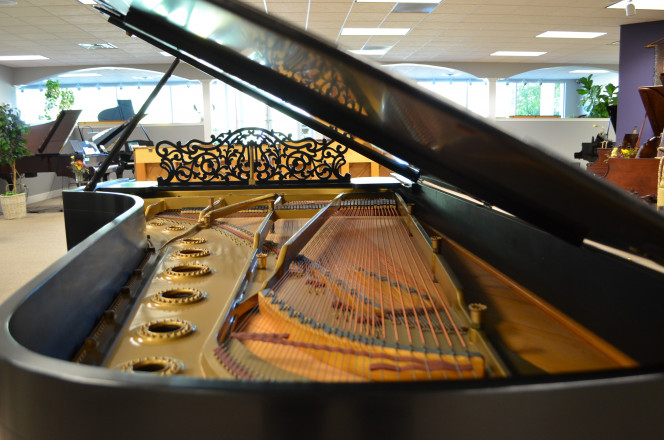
[639,85,664,138]
[97,0,664,263]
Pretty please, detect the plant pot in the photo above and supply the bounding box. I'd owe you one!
[0,192,27,220]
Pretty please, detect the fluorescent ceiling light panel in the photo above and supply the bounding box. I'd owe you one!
[341,28,410,36]
[537,31,606,39]
[356,0,441,3]
[392,3,438,13]
[350,49,390,56]
[607,0,664,10]
[0,55,48,61]
[570,69,609,74]
[491,51,546,57]
[79,43,117,50]
[59,72,102,78]
[160,51,174,56]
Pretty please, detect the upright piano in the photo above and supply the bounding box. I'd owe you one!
[1,0,663,439]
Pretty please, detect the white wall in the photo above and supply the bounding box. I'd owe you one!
[494,118,612,166]
[0,66,16,107]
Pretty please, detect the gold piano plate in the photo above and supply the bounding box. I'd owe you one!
[82,188,636,384]
[177,237,207,245]
[164,264,211,278]
[172,248,211,259]
[152,288,207,305]
[137,319,196,341]
[119,356,184,375]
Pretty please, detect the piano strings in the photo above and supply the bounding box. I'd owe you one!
[216,197,485,382]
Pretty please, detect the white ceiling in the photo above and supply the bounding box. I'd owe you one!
[1,0,663,80]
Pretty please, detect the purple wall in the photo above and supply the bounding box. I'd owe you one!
[617,20,664,142]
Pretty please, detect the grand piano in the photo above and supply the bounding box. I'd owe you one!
[0,110,81,183]
[0,108,127,187]
[1,0,663,439]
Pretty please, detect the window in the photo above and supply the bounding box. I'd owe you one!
[16,82,203,125]
[418,80,489,117]
[496,81,565,117]
[209,81,306,137]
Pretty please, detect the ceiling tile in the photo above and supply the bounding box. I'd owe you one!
[3,0,664,73]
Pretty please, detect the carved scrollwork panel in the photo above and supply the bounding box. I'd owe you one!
[156,127,351,185]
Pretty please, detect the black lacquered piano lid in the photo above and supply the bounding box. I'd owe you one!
[97,0,664,262]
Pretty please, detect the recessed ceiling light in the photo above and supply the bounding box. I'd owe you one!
[356,0,441,3]
[0,55,48,61]
[392,3,439,13]
[59,72,103,78]
[78,43,117,50]
[491,51,546,57]
[537,31,607,39]
[350,47,391,56]
[570,69,609,74]
[341,28,410,36]
[607,0,664,10]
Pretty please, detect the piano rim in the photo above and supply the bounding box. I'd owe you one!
[0,186,661,387]
[1,186,663,438]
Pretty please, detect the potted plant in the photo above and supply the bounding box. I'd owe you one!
[0,103,30,219]
[576,74,618,118]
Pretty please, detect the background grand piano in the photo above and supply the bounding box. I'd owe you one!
[0,110,81,186]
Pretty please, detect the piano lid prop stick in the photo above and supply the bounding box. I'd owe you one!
[84,58,180,191]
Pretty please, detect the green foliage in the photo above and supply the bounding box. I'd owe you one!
[41,79,75,120]
[515,83,541,116]
[576,74,618,118]
[0,103,30,194]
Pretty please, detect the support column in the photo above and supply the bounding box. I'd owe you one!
[487,78,498,120]
[201,79,213,139]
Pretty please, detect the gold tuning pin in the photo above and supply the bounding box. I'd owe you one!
[468,303,487,330]
[257,253,268,270]
[431,235,441,254]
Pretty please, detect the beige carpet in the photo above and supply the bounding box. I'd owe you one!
[0,197,67,304]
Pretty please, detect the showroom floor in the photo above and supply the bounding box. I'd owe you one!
[0,197,68,303]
